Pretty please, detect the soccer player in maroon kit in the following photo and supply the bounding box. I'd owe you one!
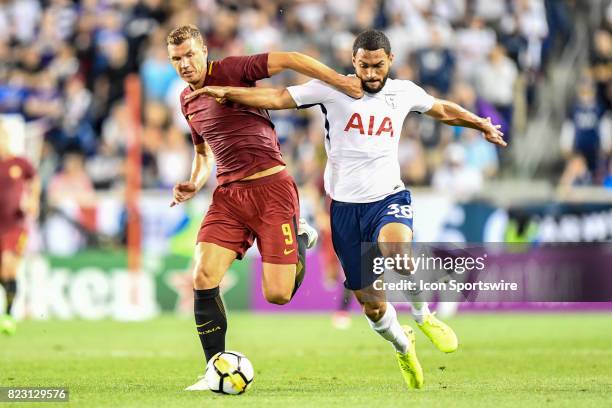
[165,25,362,390]
[0,122,40,335]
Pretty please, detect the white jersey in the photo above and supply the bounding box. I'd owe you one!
[287,78,435,203]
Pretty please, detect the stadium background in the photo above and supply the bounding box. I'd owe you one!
[1,0,611,318]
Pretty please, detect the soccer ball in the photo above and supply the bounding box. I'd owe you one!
[204,351,254,395]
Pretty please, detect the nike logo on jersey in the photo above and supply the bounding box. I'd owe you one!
[344,113,394,137]
[284,248,296,255]
[187,113,195,121]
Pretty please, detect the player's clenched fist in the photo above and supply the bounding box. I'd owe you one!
[337,75,364,99]
[170,181,197,207]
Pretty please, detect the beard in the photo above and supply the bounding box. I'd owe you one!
[360,72,390,94]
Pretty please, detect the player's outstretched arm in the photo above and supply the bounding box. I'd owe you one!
[171,142,214,207]
[425,99,507,147]
[188,86,298,110]
[267,52,362,99]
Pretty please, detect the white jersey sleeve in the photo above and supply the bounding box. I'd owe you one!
[403,80,435,113]
[287,79,335,108]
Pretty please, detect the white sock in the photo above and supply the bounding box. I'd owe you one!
[366,303,409,354]
[411,302,430,324]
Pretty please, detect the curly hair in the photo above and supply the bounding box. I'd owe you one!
[352,29,391,56]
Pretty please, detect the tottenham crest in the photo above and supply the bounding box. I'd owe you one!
[384,94,397,109]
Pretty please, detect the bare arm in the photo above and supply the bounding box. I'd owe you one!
[267,52,362,98]
[425,99,507,147]
[171,142,214,207]
[193,86,297,110]
[190,142,214,190]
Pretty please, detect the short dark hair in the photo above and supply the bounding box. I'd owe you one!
[167,24,204,47]
[352,29,391,56]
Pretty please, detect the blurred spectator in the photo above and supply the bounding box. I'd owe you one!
[0,0,42,44]
[61,75,96,155]
[156,127,191,188]
[432,143,484,200]
[140,33,178,101]
[141,101,170,187]
[473,0,507,23]
[0,41,10,81]
[498,13,528,69]
[0,70,27,114]
[92,36,130,125]
[330,32,355,75]
[278,6,309,52]
[37,141,59,196]
[542,0,572,68]
[476,44,518,140]
[384,13,414,66]
[398,131,427,186]
[48,151,96,209]
[432,0,466,25]
[412,26,455,96]
[385,0,430,52]
[241,8,281,53]
[23,72,63,127]
[560,76,607,180]
[45,0,78,43]
[86,140,124,190]
[451,81,504,132]
[101,101,130,155]
[454,16,496,84]
[460,128,499,178]
[48,43,80,83]
[590,29,612,111]
[166,76,191,134]
[205,5,243,57]
[559,154,591,191]
[515,0,548,72]
[45,151,96,255]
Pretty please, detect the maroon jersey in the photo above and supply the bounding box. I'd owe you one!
[180,53,285,185]
[0,156,35,234]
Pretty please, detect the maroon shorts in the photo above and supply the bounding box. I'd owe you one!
[198,169,300,264]
[0,224,28,256]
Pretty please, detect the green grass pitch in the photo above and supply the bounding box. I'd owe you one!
[1,313,611,407]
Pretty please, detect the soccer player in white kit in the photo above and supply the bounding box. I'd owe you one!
[186,29,506,389]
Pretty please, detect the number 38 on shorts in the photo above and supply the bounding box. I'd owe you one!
[386,203,413,219]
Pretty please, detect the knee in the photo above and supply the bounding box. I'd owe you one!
[193,259,220,289]
[363,302,386,321]
[378,223,413,243]
[263,287,291,305]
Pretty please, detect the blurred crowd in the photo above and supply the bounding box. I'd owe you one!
[0,0,611,211]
